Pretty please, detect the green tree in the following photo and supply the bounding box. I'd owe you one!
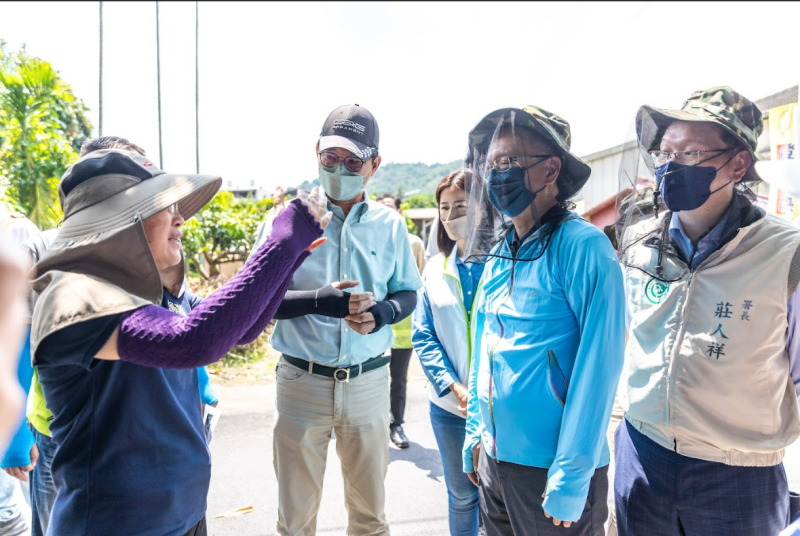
[182,192,273,279]
[0,43,91,228]
[296,159,463,197]
[404,192,437,208]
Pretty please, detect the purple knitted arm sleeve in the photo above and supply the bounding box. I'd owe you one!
[117,200,322,369]
[233,252,309,345]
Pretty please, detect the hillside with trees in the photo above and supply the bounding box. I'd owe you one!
[297,159,463,201]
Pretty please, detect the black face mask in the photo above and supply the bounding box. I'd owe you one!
[486,159,549,217]
[656,161,732,212]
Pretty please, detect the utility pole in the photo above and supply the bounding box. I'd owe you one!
[99,1,104,136]
[156,1,164,168]
[195,1,200,173]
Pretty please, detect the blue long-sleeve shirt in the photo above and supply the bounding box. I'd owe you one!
[463,215,626,522]
[1,326,35,468]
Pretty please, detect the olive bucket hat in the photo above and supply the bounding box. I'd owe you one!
[636,86,764,183]
[468,105,592,200]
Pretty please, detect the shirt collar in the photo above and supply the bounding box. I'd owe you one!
[668,210,729,261]
[163,281,186,300]
[667,194,756,264]
[506,205,570,252]
[328,192,371,223]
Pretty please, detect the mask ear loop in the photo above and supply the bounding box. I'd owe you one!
[700,150,741,199]
[702,179,733,199]
[655,148,740,215]
[655,150,740,276]
[520,156,552,236]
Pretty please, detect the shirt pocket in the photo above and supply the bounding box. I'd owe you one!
[547,350,569,407]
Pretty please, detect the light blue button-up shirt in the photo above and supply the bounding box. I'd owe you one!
[668,211,732,269]
[251,196,422,367]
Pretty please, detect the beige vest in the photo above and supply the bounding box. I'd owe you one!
[622,213,800,466]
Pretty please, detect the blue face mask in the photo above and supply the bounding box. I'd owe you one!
[656,161,732,212]
[318,164,366,202]
[486,165,547,218]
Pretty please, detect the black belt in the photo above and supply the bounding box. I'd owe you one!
[281,354,390,383]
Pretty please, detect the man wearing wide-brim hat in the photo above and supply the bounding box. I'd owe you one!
[29,148,328,536]
[460,105,626,535]
[615,86,800,535]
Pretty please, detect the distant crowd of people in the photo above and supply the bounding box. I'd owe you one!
[1,86,799,536]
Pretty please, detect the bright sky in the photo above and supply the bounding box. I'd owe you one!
[1,1,798,192]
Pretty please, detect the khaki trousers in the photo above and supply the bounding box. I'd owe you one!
[273,357,391,536]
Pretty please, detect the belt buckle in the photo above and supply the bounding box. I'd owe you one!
[334,368,350,383]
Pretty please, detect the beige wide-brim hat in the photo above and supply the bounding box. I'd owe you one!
[55,149,221,243]
[34,149,222,305]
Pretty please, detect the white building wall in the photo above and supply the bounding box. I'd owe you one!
[575,143,630,212]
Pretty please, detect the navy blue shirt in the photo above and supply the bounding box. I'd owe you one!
[36,288,210,536]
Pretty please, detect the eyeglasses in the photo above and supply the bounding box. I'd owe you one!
[318,151,368,173]
[487,155,554,171]
[649,148,735,166]
[167,203,178,214]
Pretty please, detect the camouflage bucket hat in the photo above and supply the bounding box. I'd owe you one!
[468,105,592,200]
[636,86,764,182]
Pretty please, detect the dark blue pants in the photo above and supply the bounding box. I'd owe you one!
[615,419,789,536]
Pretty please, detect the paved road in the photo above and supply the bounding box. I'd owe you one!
[205,358,800,536]
[206,360,449,536]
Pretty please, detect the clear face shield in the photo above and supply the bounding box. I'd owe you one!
[615,109,710,282]
[461,110,574,264]
[616,105,763,281]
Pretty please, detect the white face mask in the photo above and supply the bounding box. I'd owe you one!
[318,164,366,202]
[442,215,467,242]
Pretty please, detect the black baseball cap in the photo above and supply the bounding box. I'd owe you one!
[318,104,379,160]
